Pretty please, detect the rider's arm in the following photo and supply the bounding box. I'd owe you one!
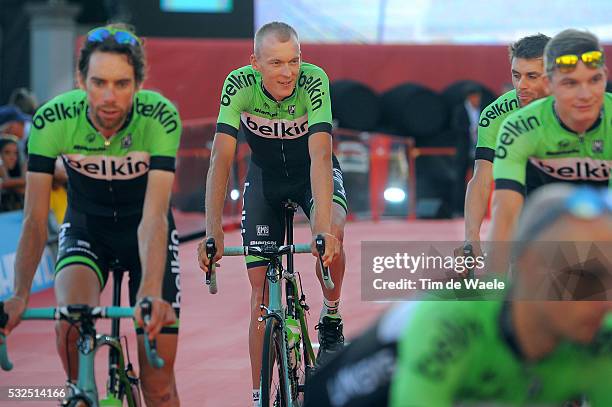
[487,113,535,242]
[13,172,53,301]
[304,66,334,237]
[205,69,248,239]
[308,132,333,236]
[464,101,506,242]
[13,107,63,302]
[205,133,237,238]
[137,169,174,298]
[464,159,493,242]
[137,96,182,298]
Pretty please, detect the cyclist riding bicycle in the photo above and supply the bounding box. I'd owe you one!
[197,21,348,406]
[488,29,611,245]
[460,34,550,263]
[0,24,181,406]
[306,183,612,406]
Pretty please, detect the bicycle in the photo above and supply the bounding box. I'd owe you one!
[0,265,165,407]
[205,200,334,407]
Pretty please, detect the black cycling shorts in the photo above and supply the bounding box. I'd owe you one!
[55,207,180,335]
[241,158,348,269]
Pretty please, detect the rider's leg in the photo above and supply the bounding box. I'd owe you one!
[137,334,179,406]
[314,202,346,307]
[248,265,270,390]
[54,265,102,382]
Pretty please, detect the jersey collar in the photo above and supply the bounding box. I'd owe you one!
[552,102,603,134]
[261,82,296,103]
[499,299,527,360]
[85,104,134,135]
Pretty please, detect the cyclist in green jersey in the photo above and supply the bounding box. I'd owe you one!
[307,184,612,406]
[0,25,180,405]
[489,29,610,248]
[197,22,346,406]
[460,34,550,264]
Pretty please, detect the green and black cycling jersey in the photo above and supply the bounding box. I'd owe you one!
[27,89,181,217]
[216,63,333,178]
[389,300,612,406]
[308,299,612,406]
[494,93,612,194]
[476,89,520,161]
[476,89,544,194]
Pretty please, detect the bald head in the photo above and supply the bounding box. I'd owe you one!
[512,184,612,301]
[254,22,299,58]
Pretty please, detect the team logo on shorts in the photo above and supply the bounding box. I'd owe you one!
[288,105,296,115]
[86,133,96,143]
[592,139,604,153]
[256,224,270,237]
[122,134,133,149]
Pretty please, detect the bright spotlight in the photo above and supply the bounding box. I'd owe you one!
[383,187,406,203]
[230,189,240,201]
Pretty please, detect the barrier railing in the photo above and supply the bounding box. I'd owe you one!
[174,119,458,236]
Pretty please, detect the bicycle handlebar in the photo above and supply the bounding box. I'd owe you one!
[204,236,334,292]
[0,303,164,371]
[315,234,335,290]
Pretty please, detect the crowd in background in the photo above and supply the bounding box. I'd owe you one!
[0,88,67,224]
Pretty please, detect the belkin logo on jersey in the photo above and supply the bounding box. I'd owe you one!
[297,72,326,111]
[32,100,87,130]
[530,157,612,181]
[63,152,150,180]
[478,98,519,128]
[241,113,309,139]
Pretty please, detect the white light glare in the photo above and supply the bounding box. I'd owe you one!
[383,187,406,203]
[230,189,240,201]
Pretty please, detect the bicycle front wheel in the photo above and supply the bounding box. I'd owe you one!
[260,318,290,407]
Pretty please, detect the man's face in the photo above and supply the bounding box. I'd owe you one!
[511,57,549,107]
[547,62,607,131]
[251,34,301,101]
[467,92,481,109]
[78,51,139,134]
[0,142,18,170]
[3,121,25,139]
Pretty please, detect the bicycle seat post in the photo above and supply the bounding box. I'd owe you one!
[108,261,125,396]
[284,200,298,317]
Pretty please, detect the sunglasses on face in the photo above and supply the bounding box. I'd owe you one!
[554,50,605,73]
[86,27,142,47]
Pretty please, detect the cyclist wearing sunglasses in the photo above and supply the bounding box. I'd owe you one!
[489,29,611,247]
[197,21,347,406]
[307,184,612,406]
[0,24,181,406]
[459,34,551,272]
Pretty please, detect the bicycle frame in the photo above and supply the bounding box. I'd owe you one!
[260,202,318,405]
[1,305,161,407]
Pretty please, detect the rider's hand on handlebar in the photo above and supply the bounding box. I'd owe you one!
[197,233,224,273]
[0,296,27,344]
[311,233,339,267]
[453,241,483,278]
[134,297,177,341]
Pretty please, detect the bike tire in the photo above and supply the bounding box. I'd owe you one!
[64,396,92,407]
[260,318,290,407]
